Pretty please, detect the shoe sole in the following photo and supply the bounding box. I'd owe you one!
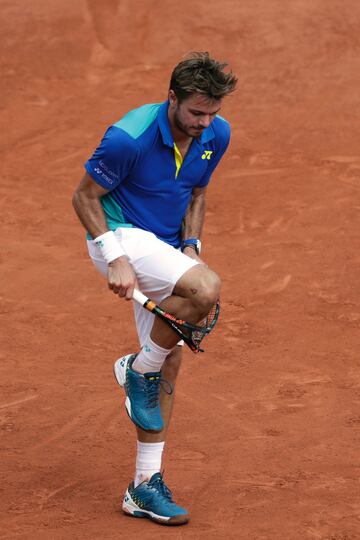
[122,489,189,526]
[113,355,163,433]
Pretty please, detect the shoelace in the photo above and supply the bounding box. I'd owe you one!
[144,376,173,409]
[151,476,173,501]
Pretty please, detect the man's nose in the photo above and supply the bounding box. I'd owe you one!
[199,115,211,128]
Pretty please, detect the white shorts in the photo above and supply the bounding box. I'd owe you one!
[87,227,199,347]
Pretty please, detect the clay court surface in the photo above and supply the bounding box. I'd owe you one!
[1,1,360,538]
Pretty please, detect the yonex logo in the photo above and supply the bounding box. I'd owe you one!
[99,160,118,179]
[94,166,114,184]
[201,150,213,160]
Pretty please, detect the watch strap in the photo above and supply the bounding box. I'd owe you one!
[181,238,201,254]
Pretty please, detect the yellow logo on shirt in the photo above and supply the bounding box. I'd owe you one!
[201,150,213,160]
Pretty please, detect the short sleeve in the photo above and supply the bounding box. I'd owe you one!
[197,118,231,188]
[84,126,139,190]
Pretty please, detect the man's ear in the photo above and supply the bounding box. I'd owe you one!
[168,89,177,107]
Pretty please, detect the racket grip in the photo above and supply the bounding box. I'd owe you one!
[132,288,148,306]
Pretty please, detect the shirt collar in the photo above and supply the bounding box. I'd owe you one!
[157,100,215,148]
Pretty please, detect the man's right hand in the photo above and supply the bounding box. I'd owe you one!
[108,256,136,300]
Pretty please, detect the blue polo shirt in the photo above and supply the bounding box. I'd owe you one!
[85,100,231,247]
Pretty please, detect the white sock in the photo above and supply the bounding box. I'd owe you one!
[135,441,165,487]
[132,336,171,374]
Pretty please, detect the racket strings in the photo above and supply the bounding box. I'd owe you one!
[190,300,220,347]
[198,300,220,330]
[206,301,219,327]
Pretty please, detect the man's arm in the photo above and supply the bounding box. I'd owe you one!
[72,172,136,299]
[181,186,207,261]
[72,172,111,238]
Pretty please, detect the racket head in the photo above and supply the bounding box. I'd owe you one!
[133,288,220,353]
[204,299,220,332]
[189,299,220,352]
[155,299,220,353]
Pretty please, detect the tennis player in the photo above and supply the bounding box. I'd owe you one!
[73,52,237,526]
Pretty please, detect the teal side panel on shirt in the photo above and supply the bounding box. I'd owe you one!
[86,194,133,240]
[101,193,133,230]
[113,103,161,139]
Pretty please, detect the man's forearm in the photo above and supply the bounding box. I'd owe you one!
[182,192,206,240]
[72,189,109,239]
[73,189,129,266]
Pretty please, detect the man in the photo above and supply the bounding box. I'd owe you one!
[73,52,237,526]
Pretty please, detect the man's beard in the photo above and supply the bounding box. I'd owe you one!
[174,109,202,137]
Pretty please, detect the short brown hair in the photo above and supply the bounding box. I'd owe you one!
[170,51,237,102]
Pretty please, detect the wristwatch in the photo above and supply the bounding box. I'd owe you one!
[181,238,202,255]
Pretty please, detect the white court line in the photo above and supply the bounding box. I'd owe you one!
[0,394,38,410]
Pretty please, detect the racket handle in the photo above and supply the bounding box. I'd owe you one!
[132,288,148,306]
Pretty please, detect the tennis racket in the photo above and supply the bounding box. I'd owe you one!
[132,288,220,353]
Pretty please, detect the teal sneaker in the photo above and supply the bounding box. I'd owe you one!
[114,354,165,432]
[122,472,189,525]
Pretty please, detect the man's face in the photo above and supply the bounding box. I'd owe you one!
[169,91,222,138]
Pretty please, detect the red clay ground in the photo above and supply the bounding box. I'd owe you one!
[1,1,360,538]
